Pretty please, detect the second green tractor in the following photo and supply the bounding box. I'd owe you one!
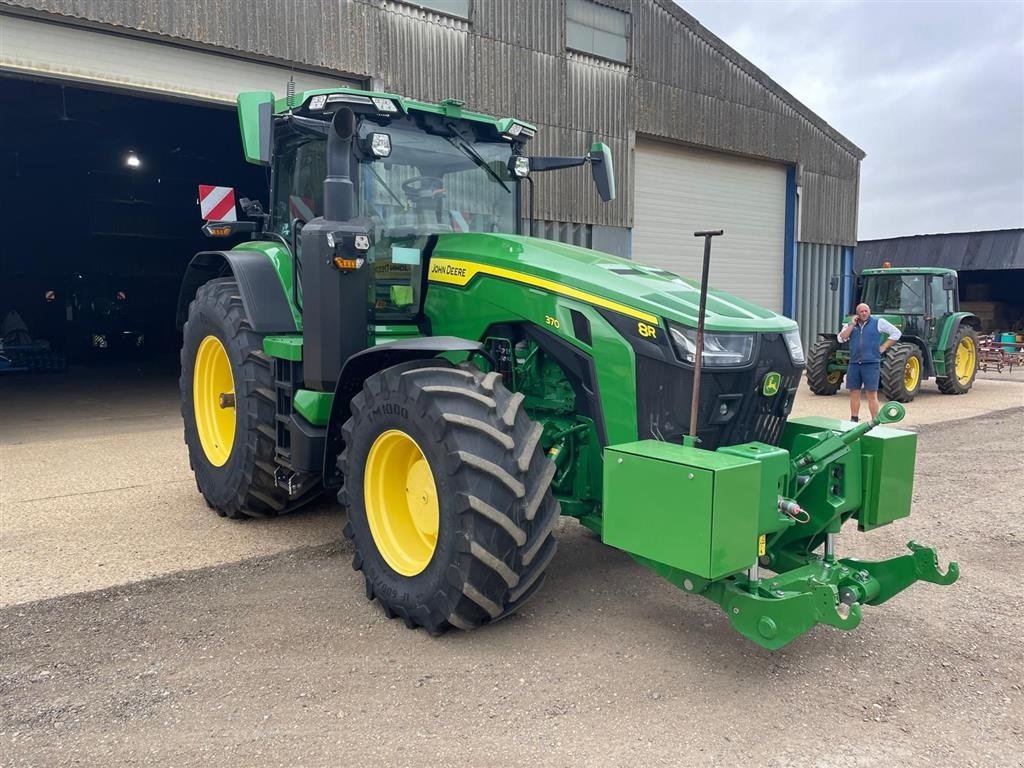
[806,267,981,402]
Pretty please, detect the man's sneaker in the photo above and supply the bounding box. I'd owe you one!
[850,416,859,422]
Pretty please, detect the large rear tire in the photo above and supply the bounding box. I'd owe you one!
[338,361,559,634]
[936,326,979,395]
[880,342,923,402]
[180,278,290,519]
[805,338,844,395]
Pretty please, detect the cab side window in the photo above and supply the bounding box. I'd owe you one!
[929,277,951,317]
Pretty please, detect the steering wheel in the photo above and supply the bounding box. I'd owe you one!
[401,176,445,202]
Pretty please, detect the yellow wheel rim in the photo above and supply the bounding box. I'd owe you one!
[955,336,976,384]
[193,335,236,467]
[904,355,921,392]
[827,371,843,385]
[364,429,440,576]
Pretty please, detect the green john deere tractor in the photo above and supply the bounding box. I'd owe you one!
[806,267,981,401]
[177,87,958,650]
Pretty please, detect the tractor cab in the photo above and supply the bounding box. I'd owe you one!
[809,264,980,401]
[857,266,959,347]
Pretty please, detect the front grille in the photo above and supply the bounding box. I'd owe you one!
[635,334,801,450]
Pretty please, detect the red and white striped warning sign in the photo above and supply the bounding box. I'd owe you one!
[198,185,237,222]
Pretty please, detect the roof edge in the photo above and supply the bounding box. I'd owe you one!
[858,228,1024,244]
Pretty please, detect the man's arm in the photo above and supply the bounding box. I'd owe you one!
[878,317,902,353]
[837,320,856,343]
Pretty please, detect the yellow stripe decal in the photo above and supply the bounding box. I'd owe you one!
[427,258,660,325]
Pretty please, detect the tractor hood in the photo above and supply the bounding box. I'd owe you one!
[430,233,797,333]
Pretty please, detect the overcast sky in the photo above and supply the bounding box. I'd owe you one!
[679,0,1024,240]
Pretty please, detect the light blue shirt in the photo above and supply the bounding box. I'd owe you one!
[838,317,902,343]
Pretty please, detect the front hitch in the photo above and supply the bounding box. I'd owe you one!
[840,540,960,605]
[704,541,959,650]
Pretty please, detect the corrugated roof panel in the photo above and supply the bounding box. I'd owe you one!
[856,230,1024,272]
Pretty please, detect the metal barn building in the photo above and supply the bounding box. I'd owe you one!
[857,229,1024,334]
[0,0,863,352]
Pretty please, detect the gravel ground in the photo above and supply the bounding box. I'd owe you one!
[1,367,1022,767]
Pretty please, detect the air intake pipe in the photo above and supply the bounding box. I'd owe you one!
[324,107,356,223]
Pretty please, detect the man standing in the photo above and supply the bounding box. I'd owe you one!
[837,303,902,421]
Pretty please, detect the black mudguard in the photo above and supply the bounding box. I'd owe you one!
[322,336,484,484]
[176,250,297,334]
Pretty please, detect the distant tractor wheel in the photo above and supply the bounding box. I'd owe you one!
[880,343,923,402]
[805,338,844,395]
[180,278,290,519]
[936,326,979,395]
[339,360,559,634]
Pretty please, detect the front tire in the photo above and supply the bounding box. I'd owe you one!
[806,338,844,395]
[339,361,559,634]
[880,343,924,402]
[936,326,979,394]
[180,278,289,519]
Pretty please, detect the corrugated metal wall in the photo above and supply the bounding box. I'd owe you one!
[795,242,847,352]
[0,0,862,245]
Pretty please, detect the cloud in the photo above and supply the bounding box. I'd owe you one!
[679,0,1024,238]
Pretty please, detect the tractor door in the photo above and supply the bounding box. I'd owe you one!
[926,275,953,347]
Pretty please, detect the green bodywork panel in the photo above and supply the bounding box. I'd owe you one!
[602,441,760,579]
[238,87,535,147]
[264,334,303,361]
[933,311,976,377]
[427,233,798,334]
[232,240,302,330]
[423,232,797,447]
[237,90,273,164]
[293,389,333,426]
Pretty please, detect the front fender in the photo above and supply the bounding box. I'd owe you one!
[176,249,298,334]
[322,336,484,484]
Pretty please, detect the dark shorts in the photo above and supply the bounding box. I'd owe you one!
[847,362,880,391]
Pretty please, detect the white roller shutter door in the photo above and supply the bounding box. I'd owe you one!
[632,139,787,312]
[0,14,357,104]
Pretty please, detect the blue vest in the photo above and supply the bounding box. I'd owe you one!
[849,317,883,364]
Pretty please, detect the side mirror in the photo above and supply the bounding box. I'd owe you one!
[855,275,864,289]
[237,91,274,166]
[589,142,616,202]
[829,276,839,291]
[942,274,956,291]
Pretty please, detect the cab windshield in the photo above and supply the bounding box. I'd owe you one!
[270,116,516,237]
[271,114,516,323]
[861,274,927,314]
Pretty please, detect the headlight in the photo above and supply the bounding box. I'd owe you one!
[668,324,755,367]
[510,156,530,177]
[783,328,805,365]
[371,97,398,113]
[368,132,391,158]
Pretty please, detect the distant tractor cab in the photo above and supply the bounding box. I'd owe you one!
[806,265,981,401]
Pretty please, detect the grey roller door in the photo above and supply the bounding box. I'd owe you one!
[632,139,787,312]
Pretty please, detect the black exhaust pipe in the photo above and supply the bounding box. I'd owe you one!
[324,107,356,222]
[301,105,370,391]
